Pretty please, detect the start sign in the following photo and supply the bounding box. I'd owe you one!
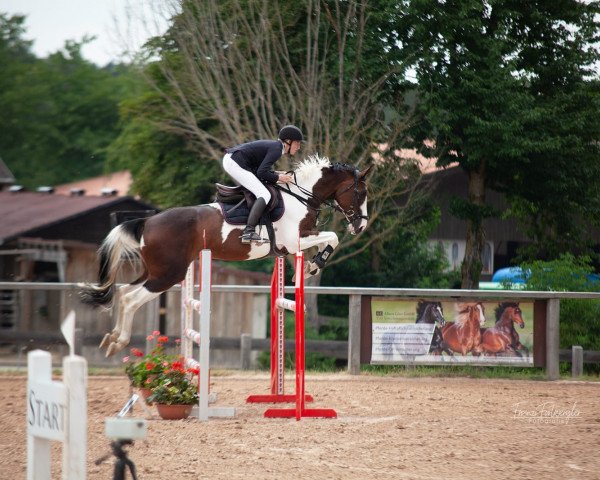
[28,380,67,442]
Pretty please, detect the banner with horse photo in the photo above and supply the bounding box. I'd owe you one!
[370,299,533,366]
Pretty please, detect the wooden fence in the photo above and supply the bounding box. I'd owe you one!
[1,281,600,379]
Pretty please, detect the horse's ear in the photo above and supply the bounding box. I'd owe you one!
[359,164,374,179]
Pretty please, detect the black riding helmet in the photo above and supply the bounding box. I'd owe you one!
[278,125,303,143]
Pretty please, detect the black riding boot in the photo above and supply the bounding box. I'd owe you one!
[241,197,269,244]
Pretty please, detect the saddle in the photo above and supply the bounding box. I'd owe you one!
[215,183,284,225]
[215,183,287,255]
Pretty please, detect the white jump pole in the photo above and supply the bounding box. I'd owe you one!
[181,249,235,421]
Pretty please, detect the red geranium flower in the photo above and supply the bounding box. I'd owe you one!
[171,361,185,372]
[131,348,144,358]
[158,336,169,344]
[145,361,156,370]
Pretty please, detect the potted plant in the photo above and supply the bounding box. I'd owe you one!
[147,360,200,420]
[122,331,178,403]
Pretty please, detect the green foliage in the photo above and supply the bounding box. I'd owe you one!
[106,117,225,207]
[521,254,600,293]
[395,1,600,281]
[146,368,199,406]
[521,254,600,374]
[123,331,200,405]
[0,14,138,188]
[122,332,176,388]
[257,311,344,371]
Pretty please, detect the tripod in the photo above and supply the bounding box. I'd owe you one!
[95,440,138,480]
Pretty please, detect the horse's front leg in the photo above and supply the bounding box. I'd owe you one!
[298,231,339,279]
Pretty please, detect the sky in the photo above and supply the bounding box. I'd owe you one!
[2,0,170,66]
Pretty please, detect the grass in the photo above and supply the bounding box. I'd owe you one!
[361,363,600,381]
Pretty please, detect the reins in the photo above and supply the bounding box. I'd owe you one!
[273,166,368,227]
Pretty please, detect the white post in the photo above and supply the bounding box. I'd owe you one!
[181,263,194,361]
[27,350,53,480]
[198,249,211,421]
[62,355,87,480]
[27,350,87,480]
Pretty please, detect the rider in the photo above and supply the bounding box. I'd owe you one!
[223,125,303,244]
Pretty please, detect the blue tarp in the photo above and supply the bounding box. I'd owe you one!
[491,267,526,283]
[491,267,600,285]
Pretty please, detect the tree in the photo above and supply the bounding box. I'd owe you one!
[395,1,600,287]
[124,0,424,251]
[0,13,137,188]
[108,0,438,324]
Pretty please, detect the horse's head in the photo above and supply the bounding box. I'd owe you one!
[429,302,446,327]
[416,300,446,326]
[330,163,373,235]
[496,302,525,329]
[476,302,486,325]
[456,302,485,325]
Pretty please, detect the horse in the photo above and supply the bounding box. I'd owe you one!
[480,302,528,357]
[80,155,372,356]
[415,300,453,356]
[440,302,486,356]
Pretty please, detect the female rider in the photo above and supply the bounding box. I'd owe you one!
[223,125,303,243]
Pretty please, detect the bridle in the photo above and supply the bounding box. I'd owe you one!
[333,168,369,227]
[275,166,369,228]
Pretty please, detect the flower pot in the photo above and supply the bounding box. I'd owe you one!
[139,388,154,404]
[155,404,193,420]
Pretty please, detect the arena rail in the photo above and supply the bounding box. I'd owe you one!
[1,281,600,380]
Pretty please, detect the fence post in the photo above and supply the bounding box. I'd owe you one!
[571,345,583,378]
[240,333,252,370]
[74,328,83,356]
[348,294,361,375]
[546,298,560,380]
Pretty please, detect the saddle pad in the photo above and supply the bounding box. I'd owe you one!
[218,188,285,225]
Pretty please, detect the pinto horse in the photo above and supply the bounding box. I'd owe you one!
[441,302,486,356]
[480,302,528,357]
[80,155,372,356]
[415,301,453,356]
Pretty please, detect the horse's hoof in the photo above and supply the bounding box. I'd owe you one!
[106,342,126,357]
[99,333,112,350]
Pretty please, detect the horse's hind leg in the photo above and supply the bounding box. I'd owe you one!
[105,285,160,357]
[99,283,139,350]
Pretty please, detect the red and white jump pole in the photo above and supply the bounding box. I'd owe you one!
[181,249,235,421]
[247,251,337,420]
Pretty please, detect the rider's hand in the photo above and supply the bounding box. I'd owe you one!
[278,173,293,184]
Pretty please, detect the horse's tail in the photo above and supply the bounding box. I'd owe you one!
[79,218,146,308]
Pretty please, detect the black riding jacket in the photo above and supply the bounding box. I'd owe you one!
[226,140,284,184]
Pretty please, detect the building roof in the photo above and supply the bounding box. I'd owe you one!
[54,170,133,197]
[0,190,154,245]
[0,158,16,186]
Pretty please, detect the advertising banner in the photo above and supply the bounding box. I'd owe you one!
[371,299,534,365]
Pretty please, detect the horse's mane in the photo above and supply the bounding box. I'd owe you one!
[455,302,480,325]
[494,302,519,321]
[294,155,331,181]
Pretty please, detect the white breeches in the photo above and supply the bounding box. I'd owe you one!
[223,154,271,203]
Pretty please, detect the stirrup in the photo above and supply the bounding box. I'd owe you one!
[240,231,270,245]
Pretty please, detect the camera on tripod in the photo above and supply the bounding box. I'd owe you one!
[105,417,147,441]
